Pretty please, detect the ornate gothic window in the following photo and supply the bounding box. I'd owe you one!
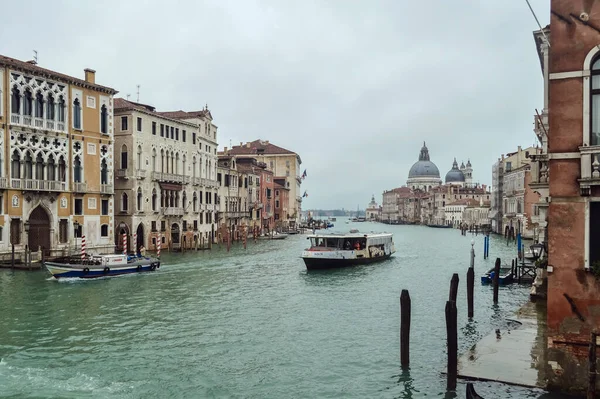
[161,149,165,173]
[73,98,81,129]
[121,144,128,169]
[11,150,20,179]
[193,192,197,212]
[182,191,187,210]
[137,146,142,170]
[47,155,56,181]
[100,105,108,134]
[47,94,55,120]
[137,188,143,211]
[23,89,32,116]
[24,152,33,179]
[58,156,66,182]
[73,156,82,182]
[35,92,43,118]
[152,188,157,211]
[57,96,65,122]
[122,192,129,212]
[152,149,157,173]
[35,153,44,180]
[101,159,108,184]
[192,157,197,179]
[182,155,186,177]
[11,86,20,114]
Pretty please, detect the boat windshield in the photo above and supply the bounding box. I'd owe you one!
[310,237,366,250]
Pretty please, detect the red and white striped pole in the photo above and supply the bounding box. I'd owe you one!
[81,235,86,260]
[133,232,137,255]
[122,233,127,255]
[157,235,161,258]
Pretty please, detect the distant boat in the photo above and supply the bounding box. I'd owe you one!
[45,254,160,279]
[301,232,395,270]
[427,224,452,229]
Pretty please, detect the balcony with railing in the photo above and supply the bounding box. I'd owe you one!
[116,169,128,178]
[223,211,250,219]
[73,182,87,192]
[135,169,147,179]
[164,207,184,216]
[101,184,113,194]
[192,177,201,186]
[151,172,185,184]
[10,178,66,191]
[0,177,7,189]
[11,113,67,132]
[579,148,600,196]
[529,155,549,192]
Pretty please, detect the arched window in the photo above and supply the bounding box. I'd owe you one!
[24,152,33,179]
[73,156,82,182]
[35,153,44,180]
[47,155,56,181]
[152,149,157,172]
[35,92,43,118]
[101,224,109,237]
[192,157,197,179]
[121,144,128,169]
[193,192,197,212]
[182,155,186,177]
[175,191,180,207]
[137,188,143,211]
[160,190,165,208]
[11,150,20,179]
[11,86,20,114]
[161,149,165,173]
[57,96,65,123]
[23,89,32,116]
[205,160,208,178]
[73,98,81,129]
[100,105,108,134]
[58,156,66,182]
[182,191,187,210]
[101,159,108,184]
[171,151,175,174]
[592,56,600,145]
[122,192,129,212]
[152,188,157,211]
[47,94,55,120]
[137,145,142,170]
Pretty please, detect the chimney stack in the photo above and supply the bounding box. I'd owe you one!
[84,68,96,84]
[224,147,228,152]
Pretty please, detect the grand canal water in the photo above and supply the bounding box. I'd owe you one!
[0,219,566,398]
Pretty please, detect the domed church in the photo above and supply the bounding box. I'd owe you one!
[445,158,466,186]
[406,142,442,191]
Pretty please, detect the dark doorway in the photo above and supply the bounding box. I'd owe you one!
[28,206,51,252]
[136,223,144,253]
[171,223,180,247]
[116,222,129,253]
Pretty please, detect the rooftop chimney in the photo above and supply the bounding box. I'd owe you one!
[84,68,96,84]
[26,60,37,65]
[224,147,228,152]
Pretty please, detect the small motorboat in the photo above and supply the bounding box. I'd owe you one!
[45,254,160,279]
[466,383,484,399]
[481,266,514,285]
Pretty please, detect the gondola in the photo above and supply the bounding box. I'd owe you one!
[466,383,484,399]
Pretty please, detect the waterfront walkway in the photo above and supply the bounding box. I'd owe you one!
[458,301,547,388]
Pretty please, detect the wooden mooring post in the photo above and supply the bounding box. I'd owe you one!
[493,258,501,304]
[467,267,474,318]
[400,289,411,368]
[445,300,458,391]
[11,244,15,268]
[449,273,459,303]
[589,332,598,399]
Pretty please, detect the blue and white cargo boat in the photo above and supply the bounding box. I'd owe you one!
[45,254,160,279]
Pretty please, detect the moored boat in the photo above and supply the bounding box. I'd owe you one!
[301,232,395,270]
[45,254,160,279]
[480,266,514,285]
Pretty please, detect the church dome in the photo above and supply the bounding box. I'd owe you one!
[445,158,466,183]
[408,142,440,178]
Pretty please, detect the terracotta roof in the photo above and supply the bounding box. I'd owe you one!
[449,198,481,206]
[0,54,117,94]
[114,98,155,112]
[226,140,296,156]
[274,181,289,190]
[156,109,211,120]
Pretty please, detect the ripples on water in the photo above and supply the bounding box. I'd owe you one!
[0,221,567,398]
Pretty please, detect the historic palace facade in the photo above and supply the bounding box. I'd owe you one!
[0,55,117,258]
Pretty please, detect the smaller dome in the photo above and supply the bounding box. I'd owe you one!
[466,159,472,167]
[445,158,466,183]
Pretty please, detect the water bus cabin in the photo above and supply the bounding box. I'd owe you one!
[301,232,395,270]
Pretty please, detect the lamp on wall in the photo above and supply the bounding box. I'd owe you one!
[24,221,30,233]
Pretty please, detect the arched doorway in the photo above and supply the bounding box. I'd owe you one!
[136,223,144,253]
[171,223,180,249]
[28,206,51,252]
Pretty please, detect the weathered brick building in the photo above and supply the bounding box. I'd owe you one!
[544,0,600,392]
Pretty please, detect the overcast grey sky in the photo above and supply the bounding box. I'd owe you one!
[1,0,550,210]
